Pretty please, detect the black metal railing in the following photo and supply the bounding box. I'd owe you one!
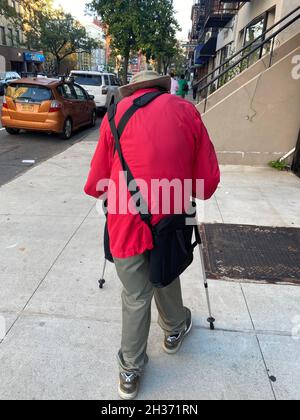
[204,0,239,25]
[193,5,300,112]
[219,0,250,4]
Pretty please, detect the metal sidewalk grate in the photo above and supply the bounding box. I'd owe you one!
[200,224,300,285]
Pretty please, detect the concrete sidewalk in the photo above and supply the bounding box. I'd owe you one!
[0,133,300,400]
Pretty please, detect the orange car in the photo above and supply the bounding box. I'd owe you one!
[1,77,97,139]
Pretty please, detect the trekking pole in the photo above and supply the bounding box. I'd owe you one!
[99,258,107,289]
[197,227,216,331]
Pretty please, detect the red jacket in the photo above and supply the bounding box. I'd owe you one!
[85,88,220,258]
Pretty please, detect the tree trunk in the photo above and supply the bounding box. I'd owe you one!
[123,50,130,85]
[56,56,61,75]
[163,60,168,75]
[157,56,162,75]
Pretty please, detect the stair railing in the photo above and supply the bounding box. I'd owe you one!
[193,5,300,112]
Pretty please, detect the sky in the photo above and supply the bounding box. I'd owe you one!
[53,0,194,40]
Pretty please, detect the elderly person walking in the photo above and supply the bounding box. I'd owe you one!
[85,71,220,400]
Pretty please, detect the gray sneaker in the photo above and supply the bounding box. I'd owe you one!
[163,308,193,355]
[118,372,140,400]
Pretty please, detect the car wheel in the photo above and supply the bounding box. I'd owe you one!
[6,128,20,135]
[60,118,72,140]
[90,110,97,127]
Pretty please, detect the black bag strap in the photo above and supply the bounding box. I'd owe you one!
[108,91,166,227]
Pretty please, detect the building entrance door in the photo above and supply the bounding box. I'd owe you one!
[10,61,24,73]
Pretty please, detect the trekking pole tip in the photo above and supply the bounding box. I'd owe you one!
[99,279,106,289]
[208,317,216,330]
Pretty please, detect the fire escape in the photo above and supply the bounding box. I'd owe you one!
[194,1,250,69]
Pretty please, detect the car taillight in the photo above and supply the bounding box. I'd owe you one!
[102,86,108,95]
[49,100,62,113]
[2,97,8,109]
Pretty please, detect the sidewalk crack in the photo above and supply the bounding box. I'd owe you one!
[215,194,225,223]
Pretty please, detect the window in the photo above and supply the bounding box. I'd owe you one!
[6,84,53,103]
[72,74,102,86]
[243,12,269,63]
[10,1,19,13]
[110,75,121,86]
[244,16,266,46]
[7,28,14,46]
[16,30,21,46]
[57,84,77,100]
[104,75,110,86]
[0,27,6,46]
[220,44,232,66]
[73,84,87,100]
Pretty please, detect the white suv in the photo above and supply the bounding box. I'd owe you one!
[70,71,121,111]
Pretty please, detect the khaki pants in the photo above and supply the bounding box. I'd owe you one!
[114,253,187,376]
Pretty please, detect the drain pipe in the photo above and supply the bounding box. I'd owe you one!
[279,147,296,163]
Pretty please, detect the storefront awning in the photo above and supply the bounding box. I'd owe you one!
[200,36,218,57]
[24,52,45,63]
[194,44,209,65]
[194,37,217,66]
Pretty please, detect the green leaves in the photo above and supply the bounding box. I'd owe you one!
[88,0,180,80]
[24,5,98,73]
[269,160,289,171]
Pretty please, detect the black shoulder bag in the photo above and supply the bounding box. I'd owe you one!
[105,91,201,288]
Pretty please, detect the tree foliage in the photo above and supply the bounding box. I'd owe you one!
[0,0,53,31]
[20,0,55,34]
[1,0,97,74]
[25,7,98,73]
[88,0,180,82]
[168,42,187,76]
[141,0,179,74]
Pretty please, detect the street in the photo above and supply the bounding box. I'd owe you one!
[0,97,100,186]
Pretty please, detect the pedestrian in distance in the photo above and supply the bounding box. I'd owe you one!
[177,74,189,99]
[170,71,179,95]
[84,70,220,400]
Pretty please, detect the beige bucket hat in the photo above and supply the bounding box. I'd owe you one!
[119,70,171,98]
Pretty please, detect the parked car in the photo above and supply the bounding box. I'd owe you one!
[0,72,21,96]
[1,77,97,139]
[70,70,121,111]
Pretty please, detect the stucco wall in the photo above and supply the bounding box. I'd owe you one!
[215,0,300,56]
[235,0,300,46]
[199,46,300,166]
[278,0,300,44]
[198,31,300,113]
[235,0,282,46]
